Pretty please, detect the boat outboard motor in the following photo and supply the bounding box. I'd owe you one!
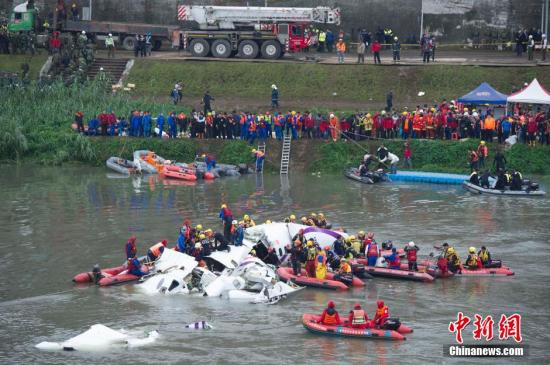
[92,264,103,284]
[526,182,539,191]
[382,318,402,331]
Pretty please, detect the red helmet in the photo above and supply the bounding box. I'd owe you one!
[367,232,374,239]
[377,300,384,308]
[268,247,274,252]
[161,239,168,246]
[354,303,362,310]
[324,246,331,251]
[128,236,136,243]
[299,229,304,234]
[328,301,335,308]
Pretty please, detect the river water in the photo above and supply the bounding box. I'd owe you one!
[0,166,548,364]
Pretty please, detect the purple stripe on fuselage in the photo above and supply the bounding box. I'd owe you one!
[302,227,344,239]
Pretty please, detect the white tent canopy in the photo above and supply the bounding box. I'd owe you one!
[507,78,550,105]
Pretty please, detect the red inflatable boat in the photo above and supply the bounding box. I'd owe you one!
[420,260,514,278]
[302,314,406,341]
[277,267,360,290]
[162,169,197,181]
[353,259,434,282]
[72,265,149,286]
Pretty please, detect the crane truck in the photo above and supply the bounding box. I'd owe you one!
[177,5,341,59]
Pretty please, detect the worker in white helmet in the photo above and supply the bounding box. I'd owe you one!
[404,241,419,271]
[271,84,279,108]
[105,33,115,58]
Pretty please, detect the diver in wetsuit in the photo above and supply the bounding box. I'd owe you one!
[469,170,480,186]
[494,170,507,190]
[493,151,507,172]
[480,170,491,189]
[510,171,523,191]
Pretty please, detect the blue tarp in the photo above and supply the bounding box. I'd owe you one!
[458,82,508,105]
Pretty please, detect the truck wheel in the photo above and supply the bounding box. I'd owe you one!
[211,39,231,58]
[189,39,210,57]
[123,36,135,51]
[238,40,259,59]
[261,40,281,59]
[153,39,162,51]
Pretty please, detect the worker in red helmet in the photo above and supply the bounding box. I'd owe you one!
[348,303,370,329]
[372,300,390,328]
[148,239,168,261]
[318,301,342,325]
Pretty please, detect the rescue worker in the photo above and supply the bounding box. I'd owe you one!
[477,141,489,169]
[271,84,279,108]
[105,33,115,58]
[333,258,353,286]
[349,235,362,257]
[301,216,310,225]
[383,247,401,269]
[333,235,346,256]
[315,248,328,280]
[251,149,265,172]
[127,257,146,277]
[194,224,204,240]
[318,301,342,325]
[464,247,482,270]
[372,300,389,328]
[445,247,461,274]
[404,241,419,271]
[125,236,137,259]
[336,38,346,64]
[317,213,327,228]
[147,239,168,261]
[365,236,379,266]
[176,229,186,253]
[191,242,203,261]
[263,246,279,266]
[510,170,523,191]
[348,303,370,329]
[305,240,317,277]
[478,246,492,268]
[290,240,303,276]
[230,220,244,246]
[469,170,480,186]
[219,204,233,239]
[292,229,306,246]
[392,36,401,62]
[468,148,479,172]
[242,214,256,228]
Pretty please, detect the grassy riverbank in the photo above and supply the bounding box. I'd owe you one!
[0,54,48,79]
[128,60,550,108]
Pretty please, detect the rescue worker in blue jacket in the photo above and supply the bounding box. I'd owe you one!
[156,112,165,138]
[168,112,177,138]
[127,257,146,277]
[333,236,346,256]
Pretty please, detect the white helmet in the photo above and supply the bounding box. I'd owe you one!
[195,242,202,249]
[232,220,238,225]
[81,30,86,35]
[271,84,277,89]
[472,112,479,117]
[463,111,469,116]
[108,33,112,37]
[394,36,398,41]
[99,67,104,71]
[408,241,415,247]
[329,113,335,118]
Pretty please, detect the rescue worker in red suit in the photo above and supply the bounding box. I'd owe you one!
[365,233,379,266]
[125,236,137,259]
[148,239,168,261]
[318,301,342,325]
[348,303,371,329]
[372,300,389,328]
[305,240,317,277]
[404,241,419,271]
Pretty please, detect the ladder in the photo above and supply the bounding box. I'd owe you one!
[257,142,266,173]
[280,134,291,174]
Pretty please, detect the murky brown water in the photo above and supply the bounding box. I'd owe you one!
[0,166,548,364]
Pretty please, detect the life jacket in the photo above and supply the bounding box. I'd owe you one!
[376,306,389,319]
[323,312,338,325]
[351,310,366,325]
[367,243,378,257]
[466,254,480,268]
[248,122,257,132]
[478,250,490,263]
[239,115,245,125]
[274,116,282,127]
[149,242,164,257]
[406,248,417,262]
[388,254,401,267]
[340,262,351,273]
[307,247,317,261]
[255,151,264,158]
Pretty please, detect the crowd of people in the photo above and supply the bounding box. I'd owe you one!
[75,96,550,147]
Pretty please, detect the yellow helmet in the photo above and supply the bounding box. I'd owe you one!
[464,107,469,112]
[349,235,356,240]
[250,249,256,255]
[243,214,250,220]
[291,111,296,115]
[221,204,227,209]
[207,112,212,116]
[469,246,476,253]
[311,213,317,217]
[307,240,314,247]
[199,234,206,240]
[447,247,455,254]
[201,154,206,157]
[289,214,296,220]
[265,219,272,224]
[358,231,365,236]
[301,216,308,222]
[366,113,372,118]
[251,149,256,153]
[402,111,408,116]
[205,228,213,234]
[480,141,485,145]
[318,213,324,218]
[196,224,203,231]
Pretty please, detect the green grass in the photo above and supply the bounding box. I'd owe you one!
[0,54,48,79]
[311,139,550,175]
[128,60,550,106]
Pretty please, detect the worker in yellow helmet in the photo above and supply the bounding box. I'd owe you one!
[242,214,256,228]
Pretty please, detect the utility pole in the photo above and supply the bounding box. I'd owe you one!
[546,0,549,36]
[419,0,424,43]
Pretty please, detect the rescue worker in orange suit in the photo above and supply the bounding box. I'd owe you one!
[333,258,353,286]
[329,113,339,142]
[348,303,371,329]
[305,240,317,277]
[251,149,264,172]
[404,241,419,271]
[125,236,137,259]
[365,234,379,266]
[372,300,389,328]
[147,239,167,261]
[318,301,343,325]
